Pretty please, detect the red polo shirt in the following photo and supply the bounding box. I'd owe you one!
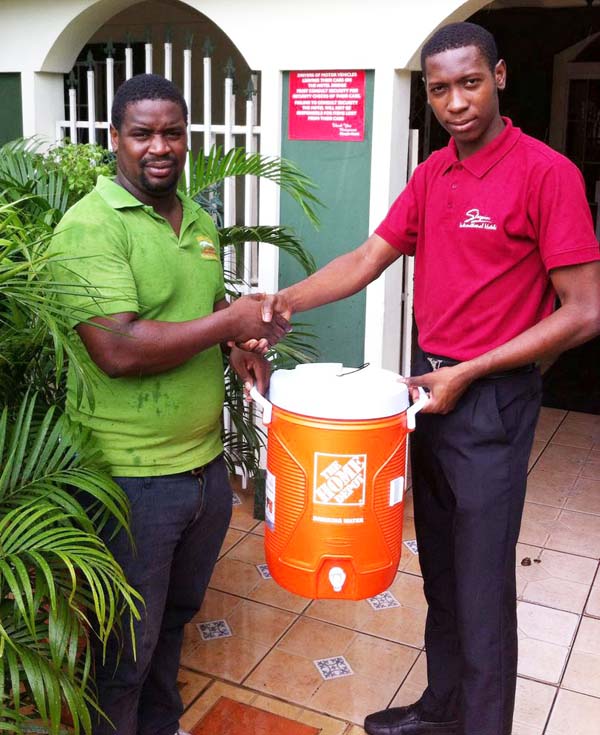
[376,118,600,361]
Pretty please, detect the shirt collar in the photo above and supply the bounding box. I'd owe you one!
[94,175,201,221]
[95,175,144,209]
[442,117,521,178]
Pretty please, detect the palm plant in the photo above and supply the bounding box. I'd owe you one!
[0,174,142,734]
[0,396,142,734]
[184,145,320,479]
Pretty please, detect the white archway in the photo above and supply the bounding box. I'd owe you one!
[3,0,497,78]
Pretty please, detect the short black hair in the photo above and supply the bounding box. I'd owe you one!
[421,22,498,74]
[111,73,188,130]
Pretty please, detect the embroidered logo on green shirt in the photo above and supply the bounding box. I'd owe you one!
[197,237,218,260]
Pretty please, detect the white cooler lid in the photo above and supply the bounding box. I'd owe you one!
[268,363,409,420]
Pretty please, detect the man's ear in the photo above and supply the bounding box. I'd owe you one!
[109,124,119,152]
[495,59,507,91]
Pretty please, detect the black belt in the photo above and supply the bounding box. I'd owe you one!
[422,353,536,380]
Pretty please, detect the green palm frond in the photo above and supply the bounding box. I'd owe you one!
[0,210,105,411]
[267,325,320,368]
[0,702,24,733]
[0,140,69,221]
[0,395,142,734]
[1,607,94,735]
[219,225,317,277]
[184,146,322,228]
[222,388,265,478]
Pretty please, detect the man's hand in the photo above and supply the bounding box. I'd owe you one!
[232,291,294,354]
[260,291,293,323]
[228,346,271,399]
[226,293,291,347]
[404,364,474,415]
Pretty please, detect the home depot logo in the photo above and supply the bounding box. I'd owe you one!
[313,453,366,506]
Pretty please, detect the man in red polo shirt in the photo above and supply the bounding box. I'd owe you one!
[257,21,600,735]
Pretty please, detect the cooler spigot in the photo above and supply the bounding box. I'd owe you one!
[328,566,346,593]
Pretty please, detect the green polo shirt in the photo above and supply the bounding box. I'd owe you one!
[50,175,226,476]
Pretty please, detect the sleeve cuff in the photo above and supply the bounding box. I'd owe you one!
[545,245,600,272]
[68,300,139,328]
[374,224,415,254]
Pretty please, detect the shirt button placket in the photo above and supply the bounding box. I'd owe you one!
[448,164,461,208]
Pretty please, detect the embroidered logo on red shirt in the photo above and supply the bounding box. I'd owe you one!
[459,208,497,231]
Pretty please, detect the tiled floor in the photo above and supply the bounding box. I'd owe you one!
[178,407,600,735]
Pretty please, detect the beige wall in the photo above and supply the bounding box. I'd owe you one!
[1,0,492,74]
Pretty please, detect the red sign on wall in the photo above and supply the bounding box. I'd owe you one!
[288,70,365,142]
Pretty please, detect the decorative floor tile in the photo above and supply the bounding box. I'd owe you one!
[314,655,354,680]
[197,619,232,641]
[256,562,271,579]
[367,591,400,610]
[403,539,418,555]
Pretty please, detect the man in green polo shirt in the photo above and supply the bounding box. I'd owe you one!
[49,74,289,735]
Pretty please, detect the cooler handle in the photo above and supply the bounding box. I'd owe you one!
[249,385,272,425]
[406,386,429,431]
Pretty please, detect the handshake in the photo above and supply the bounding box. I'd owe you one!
[225,291,293,354]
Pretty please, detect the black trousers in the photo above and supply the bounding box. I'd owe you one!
[410,350,542,735]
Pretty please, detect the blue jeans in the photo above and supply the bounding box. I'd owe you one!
[92,456,232,735]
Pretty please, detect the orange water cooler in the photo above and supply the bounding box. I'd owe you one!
[251,364,427,600]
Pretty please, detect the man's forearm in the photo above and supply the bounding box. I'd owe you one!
[78,296,289,378]
[82,309,240,378]
[282,255,369,313]
[281,234,400,315]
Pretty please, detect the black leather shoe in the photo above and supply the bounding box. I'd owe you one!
[363,701,458,735]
